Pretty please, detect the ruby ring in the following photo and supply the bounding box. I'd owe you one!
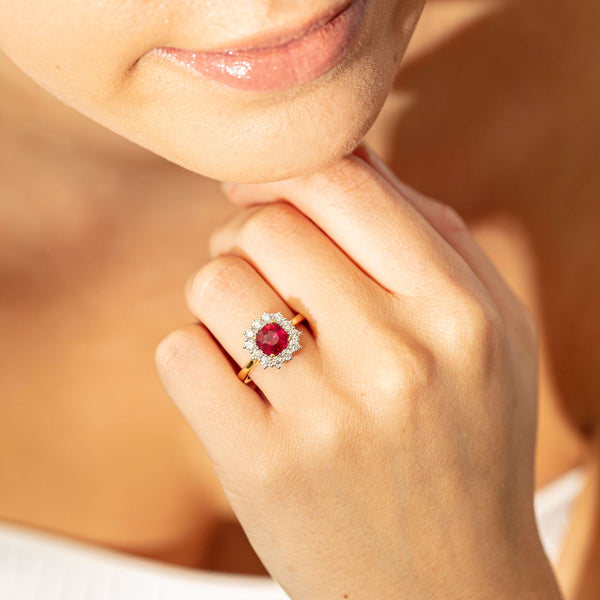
[237,312,304,384]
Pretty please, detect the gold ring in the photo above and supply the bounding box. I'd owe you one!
[237,312,305,384]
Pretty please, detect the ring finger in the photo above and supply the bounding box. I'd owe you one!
[208,201,389,352]
[185,253,321,410]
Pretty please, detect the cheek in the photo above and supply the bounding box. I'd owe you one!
[0,0,426,183]
[0,1,160,105]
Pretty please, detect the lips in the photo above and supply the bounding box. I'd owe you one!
[151,0,368,93]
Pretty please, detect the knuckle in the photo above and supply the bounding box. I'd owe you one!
[239,201,303,244]
[376,339,436,403]
[299,338,439,455]
[187,255,249,309]
[155,325,197,373]
[343,333,437,420]
[307,403,372,465]
[469,297,501,339]
[304,156,374,198]
[445,292,506,363]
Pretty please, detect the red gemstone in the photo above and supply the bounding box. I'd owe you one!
[255,323,289,356]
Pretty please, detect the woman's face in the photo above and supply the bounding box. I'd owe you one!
[0,0,424,182]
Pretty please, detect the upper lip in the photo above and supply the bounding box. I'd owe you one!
[170,1,352,54]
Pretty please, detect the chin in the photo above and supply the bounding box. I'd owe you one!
[97,9,400,183]
[1,0,424,183]
[88,0,413,184]
[140,69,390,183]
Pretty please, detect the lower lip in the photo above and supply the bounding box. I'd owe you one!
[153,0,368,93]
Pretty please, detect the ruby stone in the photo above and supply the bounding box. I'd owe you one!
[255,323,289,356]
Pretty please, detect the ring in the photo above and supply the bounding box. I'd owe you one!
[237,312,305,384]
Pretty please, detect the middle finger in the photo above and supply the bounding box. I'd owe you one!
[209,201,389,350]
[222,156,477,300]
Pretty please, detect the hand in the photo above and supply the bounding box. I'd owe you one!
[155,145,562,599]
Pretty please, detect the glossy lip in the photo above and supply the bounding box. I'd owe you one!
[196,0,355,53]
[150,0,368,93]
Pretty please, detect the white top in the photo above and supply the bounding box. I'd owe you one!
[0,524,288,600]
[0,466,586,599]
[534,465,586,564]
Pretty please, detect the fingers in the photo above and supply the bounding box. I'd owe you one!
[184,254,321,410]
[155,322,270,468]
[222,144,526,324]
[208,201,387,351]
[352,144,523,318]
[221,154,477,300]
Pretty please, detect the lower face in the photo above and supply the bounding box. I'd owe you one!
[0,0,425,182]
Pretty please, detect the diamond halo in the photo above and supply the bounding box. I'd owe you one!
[243,312,303,369]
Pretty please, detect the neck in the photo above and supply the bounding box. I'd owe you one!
[0,49,162,170]
[0,48,197,253]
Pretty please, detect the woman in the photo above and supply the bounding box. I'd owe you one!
[0,0,598,598]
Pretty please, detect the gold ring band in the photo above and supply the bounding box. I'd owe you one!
[237,359,261,385]
[289,314,306,327]
[237,313,305,384]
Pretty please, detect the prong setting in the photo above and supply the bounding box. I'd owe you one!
[242,312,302,369]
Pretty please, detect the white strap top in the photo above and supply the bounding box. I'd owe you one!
[0,466,586,599]
[0,524,287,599]
[534,465,586,565]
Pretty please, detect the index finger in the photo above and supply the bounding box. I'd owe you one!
[352,144,524,319]
[222,154,478,300]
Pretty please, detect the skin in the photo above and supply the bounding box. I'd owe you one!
[1,0,599,597]
[0,0,423,569]
[159,150,562,598]
[0,0,424,182]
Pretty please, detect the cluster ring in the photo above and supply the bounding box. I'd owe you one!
[237,312,305,384]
